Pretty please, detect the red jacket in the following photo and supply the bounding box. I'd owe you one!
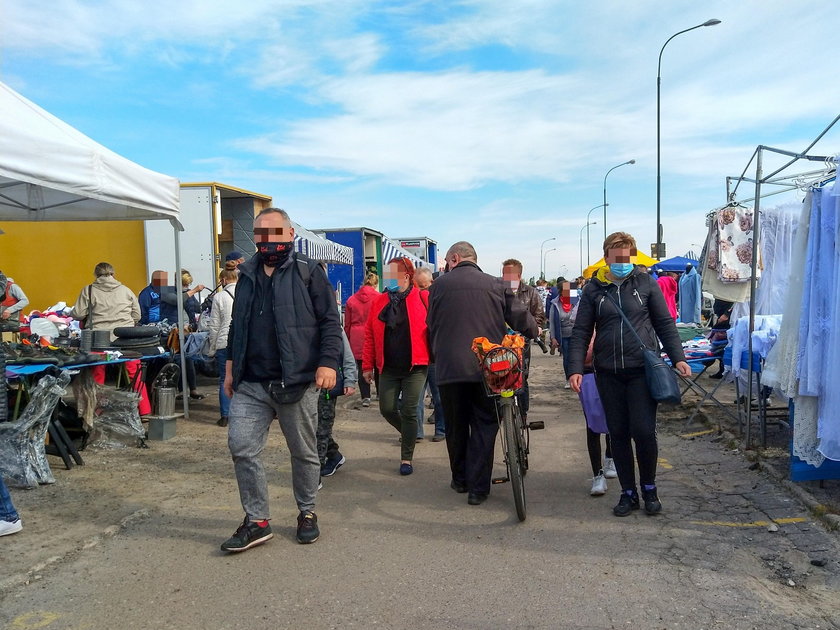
[362,288,430,373]
[657,276,678,320]
[344,285,379,359]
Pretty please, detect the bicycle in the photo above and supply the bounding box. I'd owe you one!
[472,334,544,521]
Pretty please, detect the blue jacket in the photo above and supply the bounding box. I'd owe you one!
[226,252,342,390]
[138,285,161,325]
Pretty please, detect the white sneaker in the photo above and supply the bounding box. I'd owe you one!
[0,518,22,536]
[361,398,371,408]
[604,458,618,479]
[564,381,571,389]
[590,473,607,496]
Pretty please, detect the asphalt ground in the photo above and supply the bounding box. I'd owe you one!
[2,350,839,629]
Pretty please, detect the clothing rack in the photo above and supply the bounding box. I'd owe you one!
[724,114,840,450]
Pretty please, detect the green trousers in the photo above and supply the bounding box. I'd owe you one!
[378,366,428,461]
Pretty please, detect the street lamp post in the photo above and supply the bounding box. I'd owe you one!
[580,221,597,275]
[543,248,557,280]
[603,160,635,239]
[539,237,556,280]
[585,204,603,265]
[657,18,721,260]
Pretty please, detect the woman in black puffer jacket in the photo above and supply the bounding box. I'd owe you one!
[567,232,690,518]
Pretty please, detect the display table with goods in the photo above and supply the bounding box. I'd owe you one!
[1,325,174,489]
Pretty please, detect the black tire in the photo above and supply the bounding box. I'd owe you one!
[501,398,526,521]
[113,326,160,339]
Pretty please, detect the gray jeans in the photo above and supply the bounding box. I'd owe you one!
[228,380,320,519]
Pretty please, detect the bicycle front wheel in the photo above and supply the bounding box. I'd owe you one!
[501,396,526,521]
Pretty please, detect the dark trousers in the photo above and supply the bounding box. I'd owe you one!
[379,366,428,461]
[595,368,658,491]
[560,336,571,378]
[355,359,379,400]
[586,428,613,477]
[439,382,498,496]
[316,392,341,465]
[515,344,532,418]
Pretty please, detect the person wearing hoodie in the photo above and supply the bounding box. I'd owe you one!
[69,262,149,414]
[0,271,29,323]
[656,271,679,320]
[678,263,702,324]
[344,272,379,407]
[567,233,690,518]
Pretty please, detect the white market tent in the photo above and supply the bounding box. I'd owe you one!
[0,81,194,416]
[0,81,180,222]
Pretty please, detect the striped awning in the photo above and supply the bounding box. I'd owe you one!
[293,222,354,265]
[381,238,432,269]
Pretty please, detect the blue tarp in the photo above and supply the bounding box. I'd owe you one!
[655,255,699,273]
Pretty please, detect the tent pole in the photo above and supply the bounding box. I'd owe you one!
[746,147,763,449]
[173,221,189,419]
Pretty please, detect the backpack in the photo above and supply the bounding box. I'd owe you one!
[198,286,234,332]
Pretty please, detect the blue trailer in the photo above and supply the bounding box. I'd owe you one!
[316,227,384,306]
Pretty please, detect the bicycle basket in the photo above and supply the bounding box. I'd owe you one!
[472,335,525,394]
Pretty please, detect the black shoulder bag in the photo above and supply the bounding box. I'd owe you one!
[603,291,681,405]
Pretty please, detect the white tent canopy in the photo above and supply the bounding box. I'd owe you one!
[0,81,180,222]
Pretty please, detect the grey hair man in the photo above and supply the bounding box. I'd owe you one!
[427,241,538,505]
[220,208,342,552]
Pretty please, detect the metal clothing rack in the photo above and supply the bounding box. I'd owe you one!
[724,114,840,449]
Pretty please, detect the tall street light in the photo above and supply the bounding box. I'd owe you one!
[540,237,556,280]
[603,160,635,239]
[657,18,721,260]
[585,204,603,266]
[580,221,597,275]
[543,248,557,280]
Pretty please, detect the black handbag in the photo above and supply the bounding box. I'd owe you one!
[603,292,681,405]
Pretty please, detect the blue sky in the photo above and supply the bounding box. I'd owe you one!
[3,0,839,280]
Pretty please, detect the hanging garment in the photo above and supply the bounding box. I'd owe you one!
[678,267,702,323]
[764,192,812,398]
[657,275,678,320]
[797,185,835,398]
[817,183,840,461]
[701,212,753,303]
[753,202,801,316]
[716,206,758,282]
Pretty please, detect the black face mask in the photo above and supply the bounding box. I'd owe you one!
[257,241,294,267]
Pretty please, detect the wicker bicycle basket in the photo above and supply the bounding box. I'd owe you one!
[472,335,525,395]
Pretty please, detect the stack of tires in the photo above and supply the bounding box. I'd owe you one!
[112,327,166,357]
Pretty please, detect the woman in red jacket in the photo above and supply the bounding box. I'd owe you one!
[344,272,380,406]
[363,257,430,475]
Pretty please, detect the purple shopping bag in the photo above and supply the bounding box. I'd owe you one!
[578,373,608,435]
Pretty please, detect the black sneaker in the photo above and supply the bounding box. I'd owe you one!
[320,454,346,477]
[613,491,640,517]
[641,488,662,515]
[220,517,273,553]
[296,511,319,544]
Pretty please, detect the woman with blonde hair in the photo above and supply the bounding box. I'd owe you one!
[207,261,238,426]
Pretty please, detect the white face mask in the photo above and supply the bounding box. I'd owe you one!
[509,280,519,292]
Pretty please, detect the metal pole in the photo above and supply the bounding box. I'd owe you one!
[586,205,602,265]
[539,237,556,280]
[543,248,556,280]
[173,222,189,419]
[603,160,635,240]
[657,19,721,261]
[746,147,763,449]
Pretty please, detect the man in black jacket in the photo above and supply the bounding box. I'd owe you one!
[567,232,690,517]
[220,208,342,552]
[427,242,538,506]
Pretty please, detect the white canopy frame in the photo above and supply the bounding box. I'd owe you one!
[0,81,192,418]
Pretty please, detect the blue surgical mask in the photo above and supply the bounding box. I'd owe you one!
[609,263,634,279]
[382,278,400,292]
